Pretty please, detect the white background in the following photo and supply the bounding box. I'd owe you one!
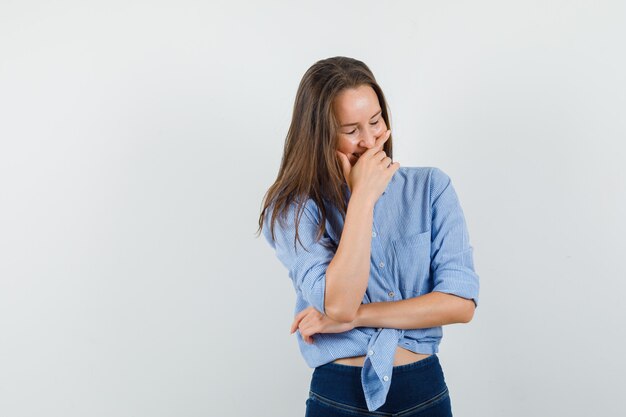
[1,1,625,416]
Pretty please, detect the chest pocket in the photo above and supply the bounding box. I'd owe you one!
[391,230,431,296]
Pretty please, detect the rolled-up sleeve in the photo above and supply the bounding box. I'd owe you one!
[262,199,336,314]
[429,168,480,307]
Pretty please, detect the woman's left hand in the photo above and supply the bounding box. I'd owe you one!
[290,306,356,344]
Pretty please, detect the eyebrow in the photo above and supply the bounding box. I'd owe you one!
[340,109,382,127]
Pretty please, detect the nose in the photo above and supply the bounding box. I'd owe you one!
[359,130,377,149]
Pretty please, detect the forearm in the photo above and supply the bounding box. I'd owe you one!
[352,291,475,329]
[324,192,375,323]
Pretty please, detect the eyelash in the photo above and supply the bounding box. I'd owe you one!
[346,119,380,135]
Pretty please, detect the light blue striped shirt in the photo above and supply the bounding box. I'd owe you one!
[262,166,480,411]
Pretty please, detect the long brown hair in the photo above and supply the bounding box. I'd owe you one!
[256,56,393,250]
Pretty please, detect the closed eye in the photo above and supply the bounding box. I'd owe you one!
[346,120,380,135]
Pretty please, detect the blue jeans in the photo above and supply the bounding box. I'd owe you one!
[305,354,453,416]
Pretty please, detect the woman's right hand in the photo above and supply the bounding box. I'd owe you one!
[335,129,400,203]
[290,306,356,344]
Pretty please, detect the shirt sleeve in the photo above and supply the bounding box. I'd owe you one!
[262,199,336,315]
[429,167,480,307]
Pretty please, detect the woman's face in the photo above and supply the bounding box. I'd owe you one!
[333,84,388,167]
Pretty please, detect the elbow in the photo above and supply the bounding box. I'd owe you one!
[324,303,357,324]
[438,292,476,324]
[461,311,474,324]
[459,299,476,323]
[323,271,360,324]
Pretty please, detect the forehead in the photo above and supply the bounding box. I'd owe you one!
[333,85,380,120]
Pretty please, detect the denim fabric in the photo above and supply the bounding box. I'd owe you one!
[306,354,452,417]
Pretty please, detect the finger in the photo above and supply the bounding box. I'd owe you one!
[374,129,391,151]
[290,318,299,334]
[374,152,389,163]
[292,310,313,334]
[299,306,314,317]
[293,309,305,322]
[290,308,308,333]
[336,150,351,174]
[379,155,396,165]
[388,161,401,172]
[378,155,393,166]
[300,318,317,339]
[300,328,312,344]
[335,150,352,187]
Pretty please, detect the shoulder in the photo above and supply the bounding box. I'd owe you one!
[395,165,448,178]
[265,196,321,222]
[388,166,454,208]
[262,197,322,241]
[393,165,450,190]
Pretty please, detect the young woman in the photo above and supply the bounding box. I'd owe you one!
[257,56,480,416]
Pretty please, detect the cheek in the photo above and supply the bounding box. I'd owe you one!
[336,137,352,152]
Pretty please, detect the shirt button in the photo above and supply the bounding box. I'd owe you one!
[377,328,383,331]
[368,350,374,356]
[379,261,385,268]
[388,291,394,297]
[372,231,377,237]
[383,375,389,382]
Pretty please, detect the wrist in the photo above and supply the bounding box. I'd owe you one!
[353,303,366,328]
[348,191,375,211]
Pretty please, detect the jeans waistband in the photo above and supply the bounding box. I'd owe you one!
[315,353,439,375]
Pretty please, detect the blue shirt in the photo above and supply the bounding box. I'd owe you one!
[262,166,480,411]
